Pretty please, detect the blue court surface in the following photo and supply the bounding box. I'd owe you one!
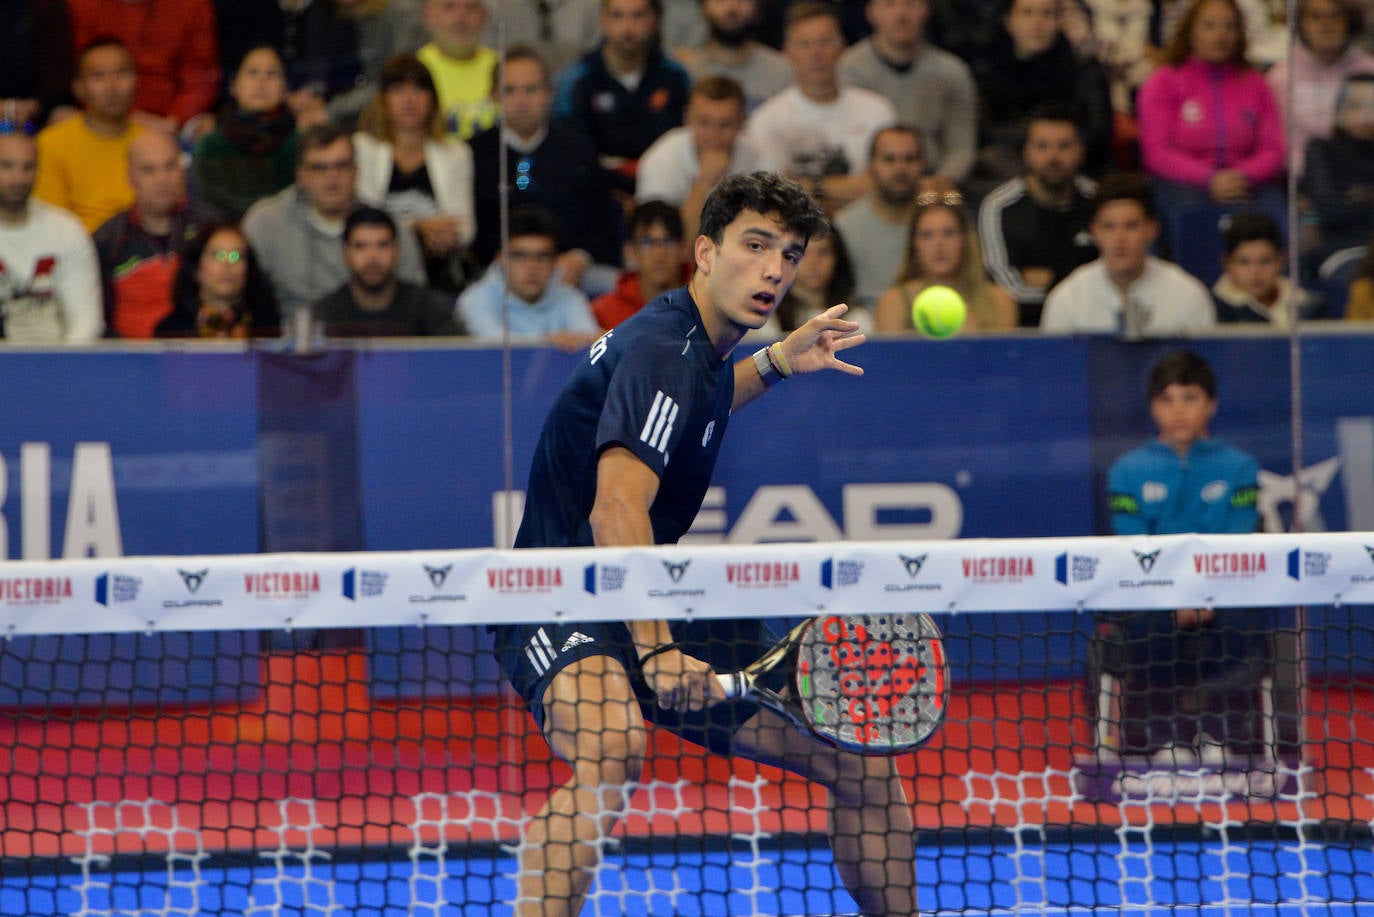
[4,836,1373,916]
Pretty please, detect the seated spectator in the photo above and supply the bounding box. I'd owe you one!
[774,222,862,333]
[978,103,1099,327]
[874,191,1017,333]
[1345,235,1374,320]
[326,0,429,128]
[417,0,500,141]
[835,125,928,312]
[838,0,977,187]
[1041,173,1215,335]
[0,0,74,131]
[636,76,778,241]
[0,130,102,343]
[354,53,476,292]
[482,0,600,73]
[553,0,693,189]
[156,223,280,338]
[315,207,459,336]
[592,200,691,329]
[1211,213,1324,326]
[242,123,426,320]
[94,132,200,339]
[1265,0,1374,177]
[674,0,793,114]
[33,38,144,233]
[746,2,897,213]
[470,46,620,285]
[193,46,299,223]
[458,205,601,349]
[1136,0,1285,218]
[66,0,220,134]
[1302,73,1374,257]
[1080,0,1161,123]
[970,0,1113,188]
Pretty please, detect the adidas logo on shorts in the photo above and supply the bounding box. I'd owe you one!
[561,631,594,652]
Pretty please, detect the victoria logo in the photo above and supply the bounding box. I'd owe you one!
[424,563,453,589]
[1133,549,1161,573]
[178,569,208,593]
[662,559,691,583]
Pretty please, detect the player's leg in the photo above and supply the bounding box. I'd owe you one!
[729,709,919,917]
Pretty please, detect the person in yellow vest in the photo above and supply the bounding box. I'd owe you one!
[33,38,145,233]
[415,0,500,141]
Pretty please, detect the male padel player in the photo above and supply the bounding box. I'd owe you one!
[492,172,919,916]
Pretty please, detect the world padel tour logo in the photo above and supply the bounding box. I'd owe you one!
[725,561,799,588]
[584,563,627,595]
[961,555,1034,583]
[820,558,864,589]
[1192,551,1268,579]
[884,554,940,592]
[95,573,141,606]
[163,568,223,608]
[1055,553,1099,585]
[0,575,72,605]
[649,559,705,598]
[1119,548,1173,588]
[410,563,464,603]
[245,571,321,599]
[342,567,389,600]
[1286,548,1331,581]
[486,565,563,594]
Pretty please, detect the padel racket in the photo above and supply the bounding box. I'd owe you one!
[715,612,949,755]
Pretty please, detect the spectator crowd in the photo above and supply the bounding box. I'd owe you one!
[3,0,1374,346]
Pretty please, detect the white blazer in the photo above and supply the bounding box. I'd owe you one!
[351,131,476,245]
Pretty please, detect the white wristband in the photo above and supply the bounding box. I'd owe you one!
[753,346,783,387]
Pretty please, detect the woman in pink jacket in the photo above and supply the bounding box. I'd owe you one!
[1137,0,1285,217]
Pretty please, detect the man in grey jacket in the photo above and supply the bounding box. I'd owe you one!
[243,123,426,321]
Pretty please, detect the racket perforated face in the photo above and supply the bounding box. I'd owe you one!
[795,613,949,754]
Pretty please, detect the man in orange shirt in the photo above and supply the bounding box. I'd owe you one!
[592,200,691,329]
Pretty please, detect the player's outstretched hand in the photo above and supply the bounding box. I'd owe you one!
[640,647,727,713]
[780,303,866,376]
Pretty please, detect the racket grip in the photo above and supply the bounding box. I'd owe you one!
[716,671,751,699]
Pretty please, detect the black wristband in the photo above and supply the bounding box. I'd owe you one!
[636,642,682,666]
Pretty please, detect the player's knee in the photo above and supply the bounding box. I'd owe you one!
[826,753,903,807]
[567,722,649,789]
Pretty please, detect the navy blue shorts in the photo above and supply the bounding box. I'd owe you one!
[491,618,791,757]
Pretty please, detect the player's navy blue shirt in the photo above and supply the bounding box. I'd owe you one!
[515,286,734,549]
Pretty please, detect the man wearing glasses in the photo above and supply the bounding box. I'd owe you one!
[243,123,426,321]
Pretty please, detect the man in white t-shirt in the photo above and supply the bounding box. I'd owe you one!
[636,76,778,239]
[1040,173,1215,337]
[744,1,896,213]
[0,132,102,343]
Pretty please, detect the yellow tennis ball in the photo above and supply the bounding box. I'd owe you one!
[911,285,967,338]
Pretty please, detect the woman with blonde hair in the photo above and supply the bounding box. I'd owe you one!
[875,192,1018,334]
[353,53,475,290]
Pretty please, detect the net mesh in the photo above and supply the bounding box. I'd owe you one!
[1,541,1373,916]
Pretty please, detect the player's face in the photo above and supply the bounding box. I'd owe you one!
[913,206,964,280]
[297,138,357,219]
[385,80,436,133]
[1190,0,1241,63]
[1301,0,1352,59]
[794,233,837,294]
[686,95,744,154]
[601,0,659,59]
[629,221,685,290]
[869,130,924,206]
[197,229,250,302]
[1023,120,1083,187]
[1150,383,1217,452]
[1224,239,1283,302]
[128,135,185,216]
[784,15,846,86]
[76,46,137,122]
[1003,0,1058,57]
[1090,200,1156,277]
[504,234,559,302]
[865,0,929,48]
[344,224,400,292]
[499,59,552,138]
[424,0,488,56]
[0,136,37,214]
[695,209,805,330]
[231,48,287,113]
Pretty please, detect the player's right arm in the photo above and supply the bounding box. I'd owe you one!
[589,446,725,712]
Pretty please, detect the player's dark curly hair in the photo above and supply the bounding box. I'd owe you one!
[697,172,829,247]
